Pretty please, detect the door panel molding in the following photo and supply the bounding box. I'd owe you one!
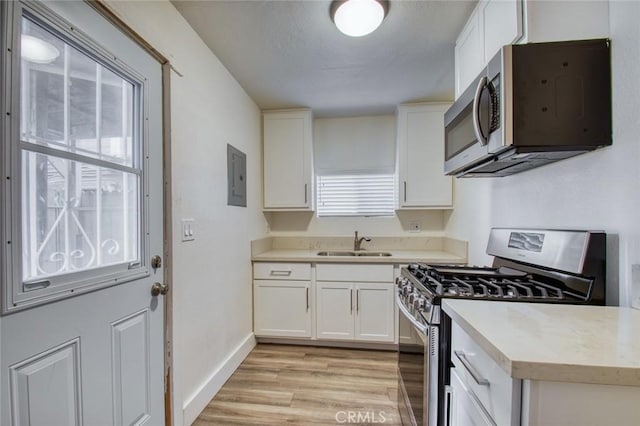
[9,338,82,426]
[111,309,151,426]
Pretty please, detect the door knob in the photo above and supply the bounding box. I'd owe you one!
[151,282,169,296]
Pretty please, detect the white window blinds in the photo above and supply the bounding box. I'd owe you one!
[316,174,395,217]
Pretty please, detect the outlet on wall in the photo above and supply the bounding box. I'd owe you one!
[409,221,421,233]
[632,264,640,310]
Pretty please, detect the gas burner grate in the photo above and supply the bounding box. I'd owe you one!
[403,262,593,302]
[408,264,576,300]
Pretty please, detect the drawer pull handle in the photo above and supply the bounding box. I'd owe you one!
[454,350,490,386]
[270,270,292,276]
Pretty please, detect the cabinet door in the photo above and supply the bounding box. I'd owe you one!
[254,280,311,337]
[397,104,452,208]
[354,283,395,342]
[482,0,522,63]
[454,8,484,99]
[316,282,354,340]
[263,110,312,209]
[449,368,496,426]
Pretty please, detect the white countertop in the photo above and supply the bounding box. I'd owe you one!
[251,249,466,264]
[442,299,640,386]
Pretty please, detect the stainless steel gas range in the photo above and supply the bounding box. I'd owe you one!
[396,228,606,426]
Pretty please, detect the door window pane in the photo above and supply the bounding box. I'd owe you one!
[21,17,135,167]
[21,152,140,281]
[19,15,142,285]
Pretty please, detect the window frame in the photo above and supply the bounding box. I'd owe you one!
[1,1,152,313]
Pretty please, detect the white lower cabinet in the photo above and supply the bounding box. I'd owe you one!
[448,368,495,426]
[316,282,354,340]
[253,262,312,338]
[449,322,521,426]
[354,283,395,342]
[448,319,640,426]
[316,264,395,343]
[254,280,311,338]
[253,262,395,344]
[316,282,395,342]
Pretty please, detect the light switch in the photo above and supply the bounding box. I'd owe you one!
[181,219,195,242]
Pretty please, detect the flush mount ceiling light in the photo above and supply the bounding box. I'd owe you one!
[21,35,60,64]
[330,0,389,37]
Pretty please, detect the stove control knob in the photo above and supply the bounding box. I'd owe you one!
[413,297,426,311]
[402,285,414,296]
[408,292,421,304]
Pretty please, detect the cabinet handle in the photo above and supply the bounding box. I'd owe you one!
[304,183,308,204]
[356,289,359,313]
[306,287,309,311]
[270,269,292,276]
[403,181,407,202]
[350,289,353,313]
[454,350,490,386]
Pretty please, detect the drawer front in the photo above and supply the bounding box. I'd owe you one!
[254,262,311,280]
[316,264,393,282]
[450,322,520,426]
[449,368,495,426]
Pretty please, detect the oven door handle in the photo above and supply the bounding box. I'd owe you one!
[395,291,427,336]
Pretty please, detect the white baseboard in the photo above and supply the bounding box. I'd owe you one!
[256,337,397,351]
[182,333,256,425]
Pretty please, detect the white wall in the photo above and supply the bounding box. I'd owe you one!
[266,210,447,236]
[446,1,640,307]
[103,1,266,425]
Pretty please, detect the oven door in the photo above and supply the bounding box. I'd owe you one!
[397,294,438,426]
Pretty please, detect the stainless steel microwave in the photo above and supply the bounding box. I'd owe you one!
[444,39,611,177]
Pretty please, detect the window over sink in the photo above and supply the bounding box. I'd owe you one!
[316,173,395,217]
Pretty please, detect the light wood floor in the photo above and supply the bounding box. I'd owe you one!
[194,343,400,425]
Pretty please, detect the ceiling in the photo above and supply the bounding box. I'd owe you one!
[171,0,476,117]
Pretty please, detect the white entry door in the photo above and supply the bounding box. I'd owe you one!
[1,1,165,425]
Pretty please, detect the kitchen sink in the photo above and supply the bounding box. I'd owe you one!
[355,252,392,257]
[316,251,392,257]
[316,251,357,256]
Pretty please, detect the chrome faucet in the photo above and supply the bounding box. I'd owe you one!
[354,231,371,251]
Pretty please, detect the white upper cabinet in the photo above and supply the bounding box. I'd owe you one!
[454,9,484,99]
[455,0,522,99]
[481,0,522,64]
[397,103,452,209]
[263,109,313,210]
[454,0,609,99]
